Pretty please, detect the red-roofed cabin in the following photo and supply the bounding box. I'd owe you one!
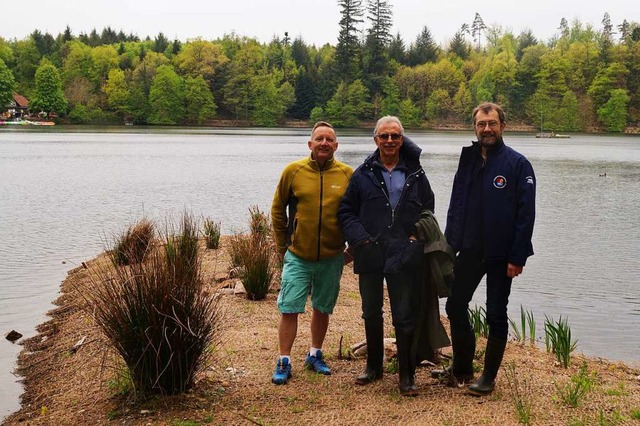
[3,92,30,119]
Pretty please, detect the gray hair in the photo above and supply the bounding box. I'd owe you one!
[373,116,404,136]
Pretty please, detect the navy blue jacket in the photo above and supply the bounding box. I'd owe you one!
[339,137,435,274]
[445,140,536,266]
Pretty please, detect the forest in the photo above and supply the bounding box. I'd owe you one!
[1,1,639,131]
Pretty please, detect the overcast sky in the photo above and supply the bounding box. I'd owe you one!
[1,0,638,47]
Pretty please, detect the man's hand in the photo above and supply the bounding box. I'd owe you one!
[507,263,523,278]
[343,249,354,265]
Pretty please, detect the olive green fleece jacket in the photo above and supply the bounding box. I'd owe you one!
[271,155,353,262]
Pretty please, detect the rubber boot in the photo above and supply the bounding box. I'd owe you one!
[395,330,418,396]
[355,318,384,385]
[468,336,507,396]
[431,327,475,386]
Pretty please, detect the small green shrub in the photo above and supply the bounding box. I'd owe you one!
[630,408,640,419]
[202,218,221,249]
[112,219,155,265]
[545,315,578,368]
[554,363,595,407]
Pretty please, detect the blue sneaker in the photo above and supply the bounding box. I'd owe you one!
[304,350,331,375]
[272,358,292,385]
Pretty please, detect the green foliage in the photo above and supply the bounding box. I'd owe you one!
[544,315,578,368]
[148,65,185,124]
[0,59,16,107]
[630,408,640,419]
[3,21,640,131]
[398,98,421,128]
[309,106,326,123]
[554,363,595,407]
[185,75,216,124]
[598,89,630,131]
[509,305,536,344]
[104,68,130,116]
[106,367,133,396]
[469,305,488,339]
[31,60,67,115]
[90,213,221,396]
[202,218,221,250]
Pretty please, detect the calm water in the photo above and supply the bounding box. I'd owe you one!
[1,127,639,419]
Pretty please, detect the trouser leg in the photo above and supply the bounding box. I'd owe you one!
[445,251,485,375]
[356,273,385,385]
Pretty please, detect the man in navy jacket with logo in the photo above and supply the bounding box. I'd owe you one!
[433,102,536,396]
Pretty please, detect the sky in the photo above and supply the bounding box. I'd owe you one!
[1,0,638,48]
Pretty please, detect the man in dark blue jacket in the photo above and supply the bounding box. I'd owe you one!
[339,116,434,395]
[434,102,536,396]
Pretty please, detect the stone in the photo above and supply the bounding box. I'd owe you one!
[5,330,22,342]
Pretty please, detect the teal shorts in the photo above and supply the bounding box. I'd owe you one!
[277,250,344,314]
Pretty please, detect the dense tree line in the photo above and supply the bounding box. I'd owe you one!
[1,6,640,131]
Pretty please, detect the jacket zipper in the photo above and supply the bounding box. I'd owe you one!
[317,170,324,261]
[383,168,422,227]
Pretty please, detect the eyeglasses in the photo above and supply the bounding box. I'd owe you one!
[475,121,500,129]
[376,133,403,141]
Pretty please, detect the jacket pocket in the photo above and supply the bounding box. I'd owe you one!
[353,241,384,274]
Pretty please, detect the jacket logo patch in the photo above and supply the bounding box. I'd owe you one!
[526,176,534,185]
[493,175,507,189]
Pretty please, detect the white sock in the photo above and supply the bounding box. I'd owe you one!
[309,347,321,357]
[279,355,291,364]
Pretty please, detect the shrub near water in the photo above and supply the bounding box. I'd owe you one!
[228,205,275,300]
[112,219,155,265]
[90,213,222,396]
[202,218,221,249]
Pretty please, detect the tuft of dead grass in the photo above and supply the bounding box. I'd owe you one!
[5,239,640,426]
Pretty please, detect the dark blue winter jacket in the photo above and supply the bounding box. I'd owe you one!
[445,140,536,266]
[338,137,435,274]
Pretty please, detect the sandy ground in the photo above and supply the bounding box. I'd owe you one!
[3,239,640,426]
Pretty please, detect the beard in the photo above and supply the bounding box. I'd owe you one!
[478,133,504,149]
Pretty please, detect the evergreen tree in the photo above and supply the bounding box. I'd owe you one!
[388,32,406,65]
[289,67,316,119]
[363,0,393,95]
[62,26,73,43]
[407,26,439,66]
[335,0,364,83]
[153,32,170,54]
[471,12,487,50]
[448,30,470,59]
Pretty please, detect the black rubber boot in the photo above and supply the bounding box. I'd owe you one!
[468,336,507,396]
[395,330,418,396]
[431,327,475,386]
[355,318,384,385]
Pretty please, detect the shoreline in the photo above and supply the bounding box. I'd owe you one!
[4,242,640,425]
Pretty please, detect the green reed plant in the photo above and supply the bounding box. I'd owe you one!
[89,213,222,396]
[509,305,536,344]
[469,305,489,339]
[554,363,595,407]
[545,315,578,368]
[504,362,533,424]
[202,217,221,249]
[112,219,155,265]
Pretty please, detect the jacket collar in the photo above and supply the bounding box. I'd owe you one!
[307,154,335,171]
[364,135,422,171]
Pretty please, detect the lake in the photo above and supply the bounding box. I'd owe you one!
[1,127,639,420]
